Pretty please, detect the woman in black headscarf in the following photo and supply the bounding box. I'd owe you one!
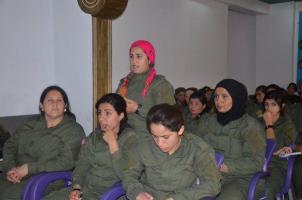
[196,79,266,200]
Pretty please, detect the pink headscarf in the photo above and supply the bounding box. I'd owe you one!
[119,40,157,98]
[130,40,156,66]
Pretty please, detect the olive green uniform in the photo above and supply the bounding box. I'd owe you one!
[0,115,85,200]
[117,71,175,137]
[196,114,266,200]
[293,132,302,199]
[183,111,209,134]
[43,127,138,200]
[246,99,264,119]
[262,115,296,199]
[288,102,302,132]
[123,133,221,200]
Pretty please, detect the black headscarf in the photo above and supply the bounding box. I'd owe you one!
[215,79,247,126]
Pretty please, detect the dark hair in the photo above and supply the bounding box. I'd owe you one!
[95,93,127,133]
[175,87,186,96]
[200,86,212,93]
[287,82,298,92]
[146,104,184,133]
[255,85,266,93]
[186,87,198,93]
[189,91,208,106]
[39,85,75,119]
[265,84,280,94]
[264,90,285,115]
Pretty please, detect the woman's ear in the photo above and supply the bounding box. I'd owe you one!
[119,112,125,121]
[39,103,44,111]
[178,125,185,136]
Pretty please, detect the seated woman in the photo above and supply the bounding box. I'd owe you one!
[196,79,266,200]
[183,91,209,133]
[262,89,297,200]
[246,85,266,119]
[123,104,221,200]
[44,93,138,200]
[293,132,302,199]
[0,85,85,200]
[174,87,186,112]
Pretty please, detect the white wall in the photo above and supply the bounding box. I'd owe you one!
[112,0,229,90]
[0,0,55,116]
[228,10,256,94]
[53,2,92,134]
[0,1,92,134]
[256,2,295,89]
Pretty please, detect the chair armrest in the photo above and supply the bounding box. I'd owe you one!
[101,182,126,200]
[247,171,270,200]
[30,171,72,200]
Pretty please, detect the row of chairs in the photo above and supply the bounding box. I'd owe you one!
[20,142,298,200]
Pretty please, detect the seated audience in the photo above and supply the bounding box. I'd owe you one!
[246,85,266,119]
[44,93,138,200]
[286,82,301,104]
[174,87,186,112]
[123,104,221,200]
[183,91,209,133]
[261,90,297,199]
[196,79,265,200]
[0,85,85,200]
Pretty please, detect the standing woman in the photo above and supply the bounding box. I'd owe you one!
[44,93,138,200]
[0,85,85,200]
[262,90,297,199]
[197,79,266,200]
[117,40,175,137]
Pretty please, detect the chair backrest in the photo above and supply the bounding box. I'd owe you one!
[275,155,297,199]
[263,139,277,172]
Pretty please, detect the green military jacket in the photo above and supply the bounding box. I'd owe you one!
[288,102,302,132]
[2,115,85,175]
[183,111,209,134]
[246,100,264,119]
[263,115,297,169]
[117,71,175,137]
[72,127,138,199]
[197,114,265,179]
[123,133,221,200]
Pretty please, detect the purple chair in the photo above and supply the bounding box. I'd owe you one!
[247,139,277,200]
[22,171,72,200]
[275,154,297,200]
[101,182,126,200]
[215,152,224,169]
[101,152,224,200]
[22,173,47,200]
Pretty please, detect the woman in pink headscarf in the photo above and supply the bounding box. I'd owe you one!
[117,40,175,137]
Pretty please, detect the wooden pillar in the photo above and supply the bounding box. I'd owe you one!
[77,0,128,128]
